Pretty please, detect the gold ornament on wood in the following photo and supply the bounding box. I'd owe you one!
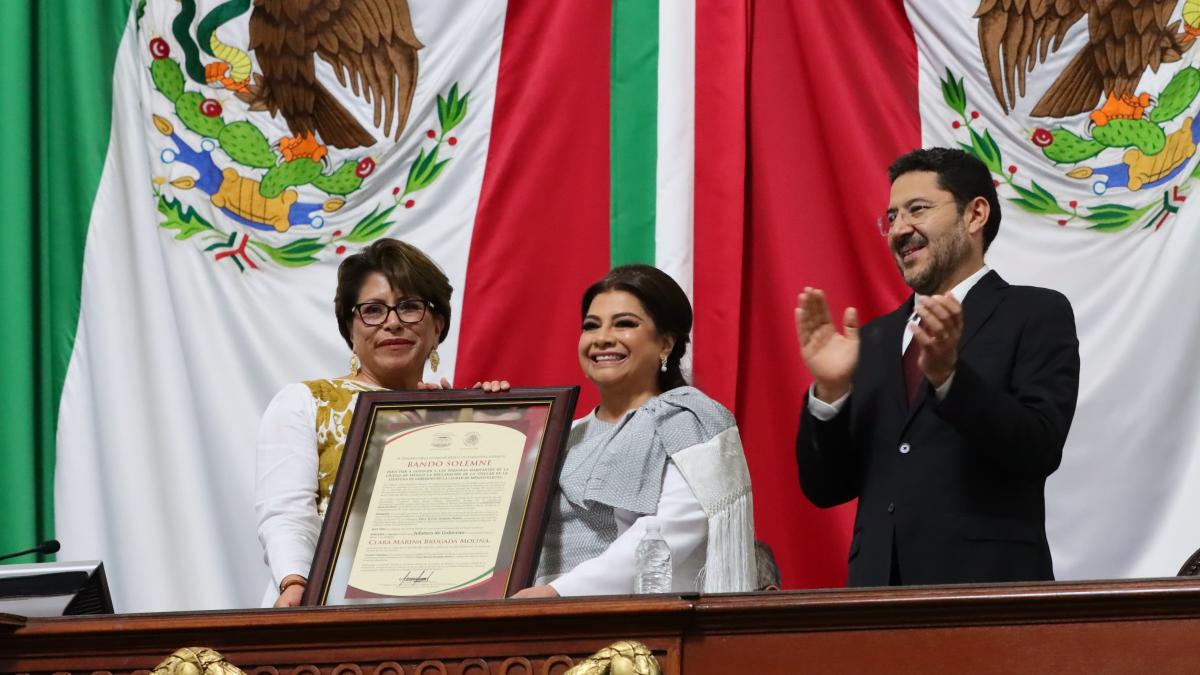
[564,640,660,675]
[152,647,245,675]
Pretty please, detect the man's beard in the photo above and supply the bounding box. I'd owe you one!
[892,226,972,296]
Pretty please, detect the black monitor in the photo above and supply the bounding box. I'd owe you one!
[0,561,114,616]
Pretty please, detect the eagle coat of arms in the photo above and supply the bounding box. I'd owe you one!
[929,0,1200,231]
[139,0,468,270]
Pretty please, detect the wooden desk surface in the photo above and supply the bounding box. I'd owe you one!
[3,577,1200,674]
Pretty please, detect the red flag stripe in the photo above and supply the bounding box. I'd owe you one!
[456,0,612,413]
[692,0,749,409]
[736,0,919,588]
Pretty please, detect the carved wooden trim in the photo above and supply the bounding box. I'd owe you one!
[541,655,576,675]
[413,660,448,675]
[5,655,604,675]
[497,656,532,674]
[460,658,489,674]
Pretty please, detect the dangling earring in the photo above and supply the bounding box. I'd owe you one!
[349,352,361,376]
[429,348,440,373]
[660,354,668,373]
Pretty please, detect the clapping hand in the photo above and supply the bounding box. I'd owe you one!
[795,288,859,402]
[910,295,962,388]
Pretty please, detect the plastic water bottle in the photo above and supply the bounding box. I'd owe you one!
[634,519,672,593]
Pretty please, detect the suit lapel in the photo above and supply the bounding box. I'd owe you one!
[956,270,1007,349]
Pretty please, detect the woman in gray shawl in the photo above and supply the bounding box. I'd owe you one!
[513,265,756,597]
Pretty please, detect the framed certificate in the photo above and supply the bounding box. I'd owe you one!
[302,386,579,606]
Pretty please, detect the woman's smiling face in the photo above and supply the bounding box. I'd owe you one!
[350,272,443,388]
[578,290,673,395]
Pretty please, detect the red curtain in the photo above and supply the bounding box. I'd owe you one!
[733,0,919,588]
[456,0,612,413]
[461,0,922,590]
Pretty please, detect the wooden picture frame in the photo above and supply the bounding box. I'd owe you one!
[303,386,579,606]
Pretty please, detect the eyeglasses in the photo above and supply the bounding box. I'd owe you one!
[877,200,955,236]
[354,299,431,326]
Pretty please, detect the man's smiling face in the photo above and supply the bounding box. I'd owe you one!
[887,170,974,296]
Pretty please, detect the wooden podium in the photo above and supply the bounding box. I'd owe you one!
[3,577,1200,674]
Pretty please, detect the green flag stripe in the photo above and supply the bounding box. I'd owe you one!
[0,0,130,562]
[609,0,659,267]
[1,0,39,562]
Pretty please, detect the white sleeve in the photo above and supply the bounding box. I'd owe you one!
[549,461,707,597]
[934,370,955,401]
[807,383,850,420]
[255,383,320,588]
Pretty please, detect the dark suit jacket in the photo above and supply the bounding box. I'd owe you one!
[796,271,1080,586]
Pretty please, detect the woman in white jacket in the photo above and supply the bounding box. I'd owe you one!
[515,265,756,597]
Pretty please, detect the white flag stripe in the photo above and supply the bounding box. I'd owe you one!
[55,0,507,612]
[654,0,696,301]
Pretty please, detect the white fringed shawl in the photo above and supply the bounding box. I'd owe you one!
[672,426,756,593]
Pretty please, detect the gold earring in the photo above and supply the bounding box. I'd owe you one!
[349,353,361,376]
[430,348,440,373]
[660,354,668,373]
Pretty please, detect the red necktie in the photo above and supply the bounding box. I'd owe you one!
[903,337,923,404]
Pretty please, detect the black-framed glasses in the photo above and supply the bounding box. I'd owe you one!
[354,299,431,326]
[877,200,955,236]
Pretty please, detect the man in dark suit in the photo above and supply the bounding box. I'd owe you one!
[794,147,1080,586]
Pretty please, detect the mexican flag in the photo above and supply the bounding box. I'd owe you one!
[909,0,1200,581]
[7,0,1197,613]
[4,0,754,612]
[748,0,1200,588]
